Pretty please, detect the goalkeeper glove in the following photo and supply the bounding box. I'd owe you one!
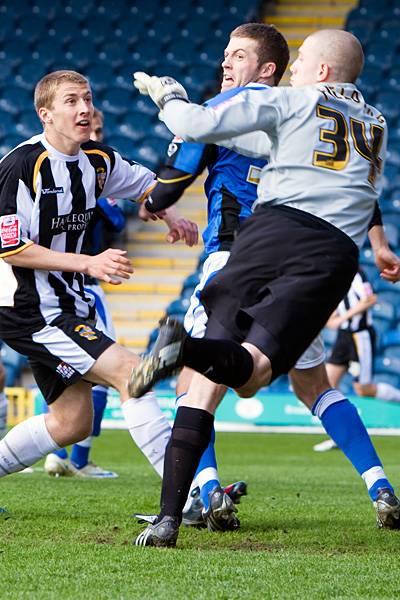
[133,71,189,110]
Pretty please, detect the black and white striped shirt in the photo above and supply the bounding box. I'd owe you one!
[337,270,373,332]
[0,133,155,336]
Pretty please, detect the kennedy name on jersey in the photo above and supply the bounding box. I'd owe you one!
[51,209,94,233]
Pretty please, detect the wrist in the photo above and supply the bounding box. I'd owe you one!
[78,253,90,275]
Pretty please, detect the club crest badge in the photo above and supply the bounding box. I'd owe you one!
[96,167,106,190]
[74,324,98,340]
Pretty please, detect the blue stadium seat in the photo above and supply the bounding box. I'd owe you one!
[15,62,47,90]
[382,222,399,247]
[107,135,135,161]
[0,110,17,137]
[373,371,400,388]
[381,328,400,348]
[85,63,115,93]
[130,42,166,70]
[65,39,99,70]
[136,136,168,171]
[0,39,30,68]
[113,16,147,45]
[131,97,159,117]
[98,42,126,69]
[0,86,31,115]
[64,0,95,17]
[165,39,196,70]
[48,17,82,45]
[118,110,152,140]
[373,316,393,339]
[146,20,179,45]
[16,111,41,138]
[14,15,48,44]
[100,88,134,116]
[359,263,378,283]
[81,16,114,45]
[32,39,63,69]
[116,121,146,143]
[180,18,213,45]
[377,289,400,307]
[375,356,400,377]
[198,39,224,68]
[384,346,400,361]
[0,134,25,155]
[0,61,15,85]
[195,0,227,21]
[149,121,174,141]
[372,300,396,322]
[31,0,63,19]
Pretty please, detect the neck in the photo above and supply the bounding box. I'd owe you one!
[44,130,81,156]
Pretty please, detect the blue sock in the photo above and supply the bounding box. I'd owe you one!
[91,388,108,437]
[70,388,108,469]
[196,427,220,510]
[313,389,393,501]
[53,448,68,459]
[70,443,90,469]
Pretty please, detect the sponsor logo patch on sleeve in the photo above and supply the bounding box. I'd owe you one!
[0,214,21,248]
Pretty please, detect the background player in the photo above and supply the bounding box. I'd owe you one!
[138,22,289,530]
[132,30,400,546]
[314,268,400,452]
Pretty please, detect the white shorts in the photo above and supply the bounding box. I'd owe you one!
[184,251,325,369]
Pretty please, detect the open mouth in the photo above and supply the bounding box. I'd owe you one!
[76,119,90,130]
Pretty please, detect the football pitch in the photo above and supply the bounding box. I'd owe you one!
[1,430,399,600]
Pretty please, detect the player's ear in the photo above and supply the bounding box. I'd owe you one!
[317,62,330,82]
[259,61,276,81]
[38,107,52,124]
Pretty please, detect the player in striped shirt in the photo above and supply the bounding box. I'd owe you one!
[0,71,197,503]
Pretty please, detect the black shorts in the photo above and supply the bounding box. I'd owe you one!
[328,327,375,384]
[1,314,114,404]
[201,204,359,380]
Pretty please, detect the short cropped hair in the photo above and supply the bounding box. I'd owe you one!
[231,23,290,85]
[34,70,90,112]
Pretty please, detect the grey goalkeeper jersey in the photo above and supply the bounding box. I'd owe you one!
[163,83,387,248]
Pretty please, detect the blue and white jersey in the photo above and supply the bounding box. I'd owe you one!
[165,84,267,254]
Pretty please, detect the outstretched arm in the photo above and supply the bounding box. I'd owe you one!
[3,243,133,285]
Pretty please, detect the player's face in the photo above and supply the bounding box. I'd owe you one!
[290,37,322,87]
[40,82,94,154]
[221,37,263,91]
[90,115,104,142]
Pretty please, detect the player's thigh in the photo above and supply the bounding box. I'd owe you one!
[86,343,140,400]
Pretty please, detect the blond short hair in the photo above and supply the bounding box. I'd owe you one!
[34,70,90,112]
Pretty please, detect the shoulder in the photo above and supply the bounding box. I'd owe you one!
[0,136,46,183]
[81,140,116,170]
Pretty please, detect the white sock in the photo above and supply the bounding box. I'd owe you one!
[376,382,400,403]
[0,392,7,439]
[361,465,387,490]
[0,414,60,476]
[75,436,92,448]
[121,392,171,477]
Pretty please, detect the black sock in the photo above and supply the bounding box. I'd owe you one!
[182,337,254,388]
[159,406,214,521]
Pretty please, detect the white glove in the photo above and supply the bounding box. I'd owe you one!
[133,71,188,111]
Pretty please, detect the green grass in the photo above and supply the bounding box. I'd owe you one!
[0,431,399,599]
